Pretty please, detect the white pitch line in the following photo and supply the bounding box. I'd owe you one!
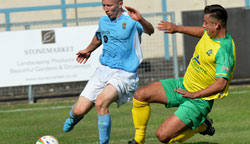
[230,90,250,94]
[93,137,158,144]
[0,90,249,113]
[0,105,71,113]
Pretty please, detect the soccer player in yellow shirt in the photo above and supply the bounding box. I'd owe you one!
[128,4,236,144]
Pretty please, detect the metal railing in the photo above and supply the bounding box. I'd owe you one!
[0,2,183,104]
[0,1,102,31]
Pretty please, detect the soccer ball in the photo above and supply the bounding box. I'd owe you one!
[36,135,59,144]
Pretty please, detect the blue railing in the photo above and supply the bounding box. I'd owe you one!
[162,0,170,60]
[246,0,250,7]
[0,0,102,31]
[0,1,176,79]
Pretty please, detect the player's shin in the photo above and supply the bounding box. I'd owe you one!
[132,97,151,144]
[63,105,84,132]
[98,114,111,144]
[168,124,206,143]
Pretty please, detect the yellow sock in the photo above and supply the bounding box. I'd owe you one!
[132,98,150,144]
[168,124,206,143]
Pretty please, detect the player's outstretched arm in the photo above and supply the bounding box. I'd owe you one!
[125,6,154,35]
[76,36,102,64]
[157,21,204,38]
[174,77,228,99]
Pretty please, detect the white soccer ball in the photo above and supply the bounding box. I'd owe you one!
[36,135,59,144]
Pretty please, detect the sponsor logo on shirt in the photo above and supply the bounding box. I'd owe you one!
[191,55,208,74]
[103,35,108,43]
[194,55,200,65]
[222,66,229,72]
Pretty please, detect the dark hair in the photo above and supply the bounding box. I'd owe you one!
[204,4,228,27]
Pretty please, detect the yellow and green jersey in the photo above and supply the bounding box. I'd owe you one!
[183,30,236,100]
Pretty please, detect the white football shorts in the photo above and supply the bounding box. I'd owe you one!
[80,64,138,108]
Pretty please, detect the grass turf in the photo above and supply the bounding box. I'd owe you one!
[0,85,250,144]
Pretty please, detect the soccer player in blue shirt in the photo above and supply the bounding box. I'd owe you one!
[63,0,154,143]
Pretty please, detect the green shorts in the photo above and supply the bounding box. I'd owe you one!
[160,77,214,130]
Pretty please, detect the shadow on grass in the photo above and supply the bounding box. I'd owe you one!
[184,142,218,144]
[183,142,219,144]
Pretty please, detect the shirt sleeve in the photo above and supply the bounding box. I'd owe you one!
[136,22,144,35]
[215,45,231,79]
[95,30,101,40]
[95,19,102,40]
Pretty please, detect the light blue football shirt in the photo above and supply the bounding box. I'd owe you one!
[95,11,144,72]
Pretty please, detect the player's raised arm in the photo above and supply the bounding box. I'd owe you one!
[174,77,228,99]
[157,21,204,38]
[125,6,154,35]
[76,36,102,64]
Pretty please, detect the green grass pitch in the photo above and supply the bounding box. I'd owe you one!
[0,85,250,144]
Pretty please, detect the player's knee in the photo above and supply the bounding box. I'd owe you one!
[73,106,84,116]
[155,129,171,143]
[134,88,150,102]
[95,100,102,109]
[95,100,108,114]
[134,89,145,100]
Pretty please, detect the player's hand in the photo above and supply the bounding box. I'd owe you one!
[174,88,198,99]
[125,6,142,21]
[157,21,178,33]
[76,49,91,64]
